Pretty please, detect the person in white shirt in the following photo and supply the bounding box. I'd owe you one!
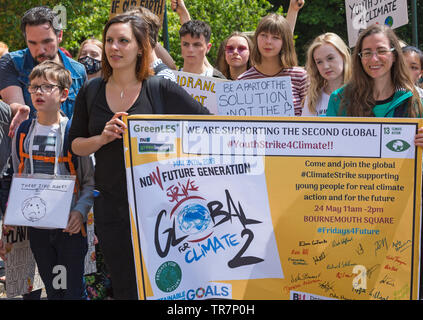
[178,20,226,79]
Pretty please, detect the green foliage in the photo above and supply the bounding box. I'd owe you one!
[164,0,282,68]
[290,0,423,65]
[0,0,110,56]
[0,0,421,69]
[61,0,110,56]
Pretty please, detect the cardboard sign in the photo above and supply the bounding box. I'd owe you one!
[345,0,408,47]
[123,115,422,300]
[4,175,75,229]
[84,210,97,275]
[109,0,166,24]
[1,226,44,298]
[173,71,228,115]
[215,77,295,117]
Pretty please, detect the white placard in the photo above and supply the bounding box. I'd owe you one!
[345,0,408,47]
[4,174,75,229]
[173,70,228,115]
[215,77,295,116]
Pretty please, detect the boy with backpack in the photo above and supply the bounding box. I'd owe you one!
[10,61,94,299]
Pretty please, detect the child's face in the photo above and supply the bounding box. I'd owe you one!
[225,36,250,69]
[404,51,422,84]
[313,43,344,84]
[29,76,68,114]
[257,31,283,60]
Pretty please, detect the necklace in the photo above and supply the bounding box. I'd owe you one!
[109,76,139,100]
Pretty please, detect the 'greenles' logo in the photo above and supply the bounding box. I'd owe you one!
[386,139,411,152]
[155,261,182,293]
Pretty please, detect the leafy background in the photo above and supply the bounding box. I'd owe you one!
[0,0,421,67]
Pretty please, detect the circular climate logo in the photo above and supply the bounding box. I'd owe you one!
[155,261,182,293]
[177,203,212,235]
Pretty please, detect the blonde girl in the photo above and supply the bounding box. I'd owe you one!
[77,38,103,80]
[302,33,351,116]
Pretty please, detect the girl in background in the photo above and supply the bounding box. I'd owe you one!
[302,33,351,116]
[216,32,253,80]
[238,13,308,116]
[402,46,423,97]
[77,38,103,80]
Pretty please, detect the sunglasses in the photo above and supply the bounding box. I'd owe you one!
[225,45,248,54]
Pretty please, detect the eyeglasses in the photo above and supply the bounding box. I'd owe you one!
[358,47,395,59]
[225,45,248,54]
[28,84,62,94]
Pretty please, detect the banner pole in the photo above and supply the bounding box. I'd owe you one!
[411,0,418,47]
[163,2,170,51]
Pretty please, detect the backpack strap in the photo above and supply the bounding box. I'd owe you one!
[63,118,78,172]
[15,118,78,178]
[15,119,33,174]
[144,76,164,114]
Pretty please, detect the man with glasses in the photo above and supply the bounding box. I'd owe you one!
[0,6,86,124]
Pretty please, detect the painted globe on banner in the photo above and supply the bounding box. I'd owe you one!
[177,203,212,235]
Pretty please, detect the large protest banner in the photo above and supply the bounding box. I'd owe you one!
[123,115,422,300]
[173,71,228,115]
[109,0,165,22]
[345,0,408,47]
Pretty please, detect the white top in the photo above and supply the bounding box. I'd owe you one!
[301,90,330,116]
[181,66,214,77]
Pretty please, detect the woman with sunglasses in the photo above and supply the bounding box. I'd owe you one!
[326,24,422,119]
[216,32,253,80]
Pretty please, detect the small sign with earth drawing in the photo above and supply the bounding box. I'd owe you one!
[4,174,75,229]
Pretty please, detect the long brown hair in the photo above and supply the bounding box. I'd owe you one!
[340,24,422,117]
[101,14,153,82]
[251,13,297,68]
